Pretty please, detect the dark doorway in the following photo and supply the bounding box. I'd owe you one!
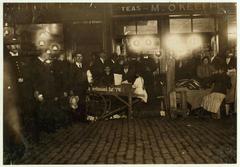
[64,21,103,58]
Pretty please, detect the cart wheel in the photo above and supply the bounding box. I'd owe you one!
[86,92,108,118]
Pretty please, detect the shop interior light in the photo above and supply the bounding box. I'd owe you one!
[47,24,59,35]
[165,34,188,58]
[143,36,156,48]
[45,59,51,64]
[39,40,45,46]
[37,29,51,41]
[4,22,8,27]
[52,45,58,51]
[165,34,181,49]
[50,43,61,51]
[165,35,183,51]
[187,35,202,50]
[129,36,142,52]
[40,32,50,39]
[145,39,152,46]
[46,49,51,54]
[4,30,9,36]
[133,39,140,46]
[129,36,159,53]
[155,49,162,57]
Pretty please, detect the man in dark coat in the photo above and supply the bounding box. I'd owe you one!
[141,55,157,102]
[114,56,125,74]
[121,62,135,84]
[4,47,25,163]
[131,55,143,75]
[106,53,118,74]
[31,51,57,140]
[52,53,71,127]
[224,49,236,114]
[210,52,225,71]
[225,49,236,70]
[69,53,89,122]
[91,51,107,84]
[18,56,37,142]
[52,53,70,98]
[32,52,56,101]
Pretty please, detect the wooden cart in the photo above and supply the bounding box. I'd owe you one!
[86,84,140,120]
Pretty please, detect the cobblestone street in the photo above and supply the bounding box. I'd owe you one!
[17,116,237,164]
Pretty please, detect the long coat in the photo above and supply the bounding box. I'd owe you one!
[69,62,88,97]
[31,58,56,99]
[52,60,70,96]
[91,58,106,83]
[121,68,135,84]
[225,56,236,70]
[4,56,25,163]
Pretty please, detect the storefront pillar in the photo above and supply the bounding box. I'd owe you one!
[103,4,113,55]
[159,16,170,50]
[159,16,175,111]
[218,15,228,57]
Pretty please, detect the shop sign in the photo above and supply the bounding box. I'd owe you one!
[113,3,235,16]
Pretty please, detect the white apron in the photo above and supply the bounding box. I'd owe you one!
[201,92,225,113]
[132,77,148,103]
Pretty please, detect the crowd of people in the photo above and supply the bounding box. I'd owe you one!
[3,44,236,164]
[4,46,236,149]
[197,49,236,119]
[176,48,236,119]
[4,47,161,163]
[9,49,160,144]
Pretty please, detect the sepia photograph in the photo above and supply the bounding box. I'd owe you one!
[2,1,237,165]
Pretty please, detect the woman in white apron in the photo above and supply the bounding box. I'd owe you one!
[201,67,231,119]
[132,72,148,103]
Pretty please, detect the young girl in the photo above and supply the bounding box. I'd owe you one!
[132,71,148,103]
[201,66,232,119]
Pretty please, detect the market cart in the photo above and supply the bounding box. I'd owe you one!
[86,84,141,120]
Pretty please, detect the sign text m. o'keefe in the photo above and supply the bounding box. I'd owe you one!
[113,3,235,15]
[151,3,220,12]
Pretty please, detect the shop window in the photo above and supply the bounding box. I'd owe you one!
[227,15,237,47]
[124,22,136,35]
[123,20,158,35]
[14,24,64,53]
[228,15,236,34]
[137,20,158,34]
[127,35,160,54]
[170,19,191,33]
[193,18,215,32]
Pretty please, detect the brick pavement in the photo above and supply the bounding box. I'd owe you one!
[16,116,237,164]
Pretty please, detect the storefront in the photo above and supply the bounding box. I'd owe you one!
[4,3,236,58]
[3,3,236,94]
[3,3,113,80]
[111,3,236,109]
[111,3,236,58]
[3,3,112,58]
